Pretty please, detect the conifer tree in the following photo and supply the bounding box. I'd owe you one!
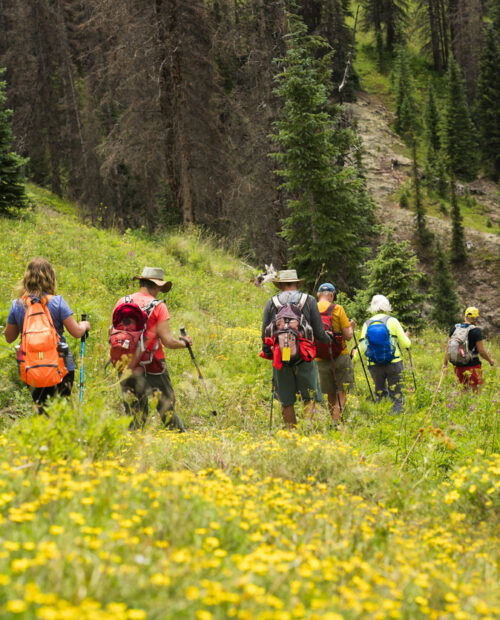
[271,13,374,289]
[430,239,461,327]
[354,230,426,331]
[449,174,467,263]
[475,25,500,180]
[442,58,478,180]
[424,80,440,154]
[393,47,429,247]
[0,70,28,214]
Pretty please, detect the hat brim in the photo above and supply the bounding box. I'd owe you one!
[272,278,304,287]
[133,275,172,293]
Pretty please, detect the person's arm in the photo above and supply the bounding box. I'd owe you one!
[63,316,91,339]
[4,323,19,343]
[338,307,353,341]
[261,299,273,342]
[307,297,330,343]
[476,340,494,366]
[390,317,411,350]
[156,319,192,349]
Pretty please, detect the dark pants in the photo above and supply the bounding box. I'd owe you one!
[368,361,404,413]
[31,371,75,415]
[120,367,185,431]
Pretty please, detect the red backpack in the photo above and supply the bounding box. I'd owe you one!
[315,303,344,360]
[19,296,68,388]
[109,296,163,373]
[263,294,315,369]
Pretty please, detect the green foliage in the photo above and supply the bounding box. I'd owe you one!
[352,230,426,330]
[0,69,28,214]
[398,188,409,208]
[442,58,478,181]
[475,25,500,180]
[424,79,440,154]
[430,239,461,327]
[270,12,375,290]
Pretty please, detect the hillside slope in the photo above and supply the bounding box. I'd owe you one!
[0,192,498,619]
[347,94,500,332]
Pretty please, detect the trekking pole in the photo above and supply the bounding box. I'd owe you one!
[269,375,274,431]
[180,327,217,416]
[352,330,375,402]
[79,314,88,403]
[407,349,417,391]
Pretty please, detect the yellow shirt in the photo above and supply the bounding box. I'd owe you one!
[317,301,350,356]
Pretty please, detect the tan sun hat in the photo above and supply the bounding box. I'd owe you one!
[272,269,304,287]
[133,267,172,293]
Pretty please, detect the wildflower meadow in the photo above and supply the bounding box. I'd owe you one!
[0,187,498,619]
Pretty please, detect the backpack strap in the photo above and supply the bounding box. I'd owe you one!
[272,295,283,311]
[296,293,308,311]
[125,295,132,304]
[324,302,335,317]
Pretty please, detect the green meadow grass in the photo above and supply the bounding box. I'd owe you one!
[0,188,498,619]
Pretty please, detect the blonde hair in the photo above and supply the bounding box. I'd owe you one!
[17,258,57,302]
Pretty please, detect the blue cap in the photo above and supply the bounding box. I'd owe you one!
[317,282,336,293]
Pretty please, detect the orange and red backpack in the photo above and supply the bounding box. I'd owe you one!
[18,296,68,388]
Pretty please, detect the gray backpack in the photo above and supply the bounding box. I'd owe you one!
[447,324,475,365]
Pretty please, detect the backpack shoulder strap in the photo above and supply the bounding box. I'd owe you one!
[141,298,164,317]
[296,293,308,310]
[124,295,132,304]
[272,295,283,311]
[325,302,335,317]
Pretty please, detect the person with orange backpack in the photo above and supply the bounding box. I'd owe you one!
[4,258,90,413]
[109,267,192,431]
[314,283,355,429]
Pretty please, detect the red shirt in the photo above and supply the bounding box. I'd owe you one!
[114,292,170,360]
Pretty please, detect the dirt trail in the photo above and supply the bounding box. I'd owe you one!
[346,93,500,333]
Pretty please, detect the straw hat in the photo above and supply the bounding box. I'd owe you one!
[272,269,304,286]
[133,267,172,292]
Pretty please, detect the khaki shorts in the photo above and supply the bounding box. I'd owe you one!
[317,353,354,394]
[273,360,322,407]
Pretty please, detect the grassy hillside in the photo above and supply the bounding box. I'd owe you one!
[0,190,498,619]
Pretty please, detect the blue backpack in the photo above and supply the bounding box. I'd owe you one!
[364,315,396,365]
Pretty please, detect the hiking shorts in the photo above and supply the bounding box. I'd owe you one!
[317,354,355,394]
[454,364,483,387]
[121,366,177,429]
[273,360,322,407]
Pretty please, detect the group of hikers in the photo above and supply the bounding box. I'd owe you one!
[3,259,496,430]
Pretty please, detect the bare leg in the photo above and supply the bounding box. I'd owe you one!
[281,405,297,428]
[328,391,346,424]
[304,400,316,420]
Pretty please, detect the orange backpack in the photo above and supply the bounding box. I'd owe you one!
[19,296,68,388]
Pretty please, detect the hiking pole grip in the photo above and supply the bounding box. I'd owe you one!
[81,313,89,341]
[180,327,195,360]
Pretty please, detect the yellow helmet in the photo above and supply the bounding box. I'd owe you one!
[464,306,479,319]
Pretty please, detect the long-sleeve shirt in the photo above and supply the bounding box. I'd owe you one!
[359,313,411,364]
[261,290,330,344]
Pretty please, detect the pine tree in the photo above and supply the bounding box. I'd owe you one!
[353,230,426,331]
[394,47,418,138]
[424,79,440,153]
[271,13,375,290]
[442,58,478,180]
[449,174,467,263]
[475,25,500,180]
[0,70,28,214]
[430,239,461,327]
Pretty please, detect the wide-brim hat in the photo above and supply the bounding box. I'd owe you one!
[133,267,172,293]
[272,269,304,287]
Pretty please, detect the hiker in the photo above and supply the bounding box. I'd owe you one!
[111,267,192,431]
[359,295,411,414]
[4,257,90,413]
[443,307,494,393]
[315,283,355,428]
[261,269,330,428]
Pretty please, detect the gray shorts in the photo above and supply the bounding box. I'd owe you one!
[273,360,322,407]
[317,353,355,394]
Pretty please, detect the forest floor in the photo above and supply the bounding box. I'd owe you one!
[346,92,500,333]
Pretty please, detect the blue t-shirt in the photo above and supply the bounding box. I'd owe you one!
[7,295,75,371]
